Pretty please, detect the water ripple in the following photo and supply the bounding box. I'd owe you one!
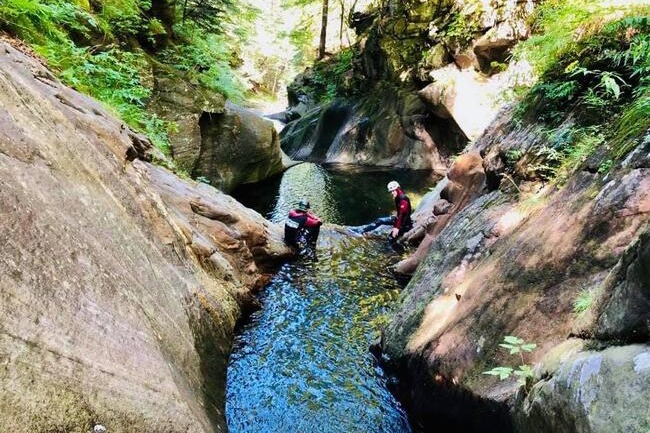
[226,238,412,433]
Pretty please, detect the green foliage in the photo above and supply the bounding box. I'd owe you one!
[100,0,147,38]
[299,47,357,103]
[35,39,173,153]
[182,0,258,36]
[443,8,482,49]
[0,0,264,157]
[162,26,247,101]
[513,8,650,179]
[0,0,64,43]
[498,335,538,355]
[505,149,524,166]
[611,91,650,158]
[512,0,602,77]
[483,336,537,386]
[573,288,594,316]
[597,159,613,174]
[555,128,604,183]
[515,3,650,120]
[284,19,316,67]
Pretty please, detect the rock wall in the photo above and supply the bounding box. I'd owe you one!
[281,89,467,173]
[380,111,650,431]
[283,0,537,172]
[0,40,291,433]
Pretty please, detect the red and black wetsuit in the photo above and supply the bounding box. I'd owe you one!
[284,209,322,247]
[393,188,412,236]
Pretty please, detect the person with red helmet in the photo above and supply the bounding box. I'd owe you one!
[284,198,322,249]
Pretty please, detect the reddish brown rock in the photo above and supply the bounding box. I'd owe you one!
[0,40,290,433]
[396,152,486,275]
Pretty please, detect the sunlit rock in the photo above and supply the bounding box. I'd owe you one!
[0,40,289,433]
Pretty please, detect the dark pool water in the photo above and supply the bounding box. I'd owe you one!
[232,162,439,226]
[226,163,439,433]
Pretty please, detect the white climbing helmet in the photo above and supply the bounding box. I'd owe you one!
[387,180,400,192]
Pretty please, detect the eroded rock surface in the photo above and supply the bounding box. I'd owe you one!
[516,344,650,433]
[281,92,467,173]
[381,117,650,431]
[0,40,290,433]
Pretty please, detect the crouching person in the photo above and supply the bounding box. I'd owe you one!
[284,199,322,249]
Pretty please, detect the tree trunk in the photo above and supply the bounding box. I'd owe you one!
[338,0,344,49]
[318,0,329,59]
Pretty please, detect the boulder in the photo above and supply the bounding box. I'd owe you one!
[516,344,650,433]
[193,102,287,192]
[150,72,287,192]
[149,68,226,171]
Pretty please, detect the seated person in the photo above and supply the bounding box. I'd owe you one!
[355,181,412,248]
[284,199,322,248]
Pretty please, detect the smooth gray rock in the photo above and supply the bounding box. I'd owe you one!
[516,345,650,433]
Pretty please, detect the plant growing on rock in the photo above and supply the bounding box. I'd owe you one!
[483,335,537,386]
[573,288,594,316]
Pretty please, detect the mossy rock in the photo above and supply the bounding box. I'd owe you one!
[421,44,450,71]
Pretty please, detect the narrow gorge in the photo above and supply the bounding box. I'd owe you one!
[0,0,648,432]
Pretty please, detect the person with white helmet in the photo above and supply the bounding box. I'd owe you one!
[353,180,413,248]
[284,198,322,249]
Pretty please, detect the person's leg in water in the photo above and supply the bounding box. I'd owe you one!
[355,216,396,234]
[305,225,321,247]
[388,224,412,252]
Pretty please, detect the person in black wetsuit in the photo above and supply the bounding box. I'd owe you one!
[284,199,322,249]
[355,181,412,249]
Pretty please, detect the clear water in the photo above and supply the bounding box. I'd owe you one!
[232,162,439,226]
[226,239,413,433]
[226,163,439,433]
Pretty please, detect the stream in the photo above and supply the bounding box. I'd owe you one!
[226,163,438,432]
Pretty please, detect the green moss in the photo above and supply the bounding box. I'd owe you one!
[442,7,482,49]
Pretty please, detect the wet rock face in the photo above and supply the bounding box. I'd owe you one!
[281,92,467,172]
[0,41,290,433]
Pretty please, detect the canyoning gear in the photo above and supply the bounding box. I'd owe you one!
[356,216,396,234]
[387,181,400,192]
[393,188,412,233]
[356,187,412,238]
[284,208,322,248]
[297,199,310,211]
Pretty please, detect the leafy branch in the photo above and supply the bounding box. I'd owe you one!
[483,335,537,385]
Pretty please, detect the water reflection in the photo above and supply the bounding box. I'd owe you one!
[232,163,438,226]
[226,238,413,433]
